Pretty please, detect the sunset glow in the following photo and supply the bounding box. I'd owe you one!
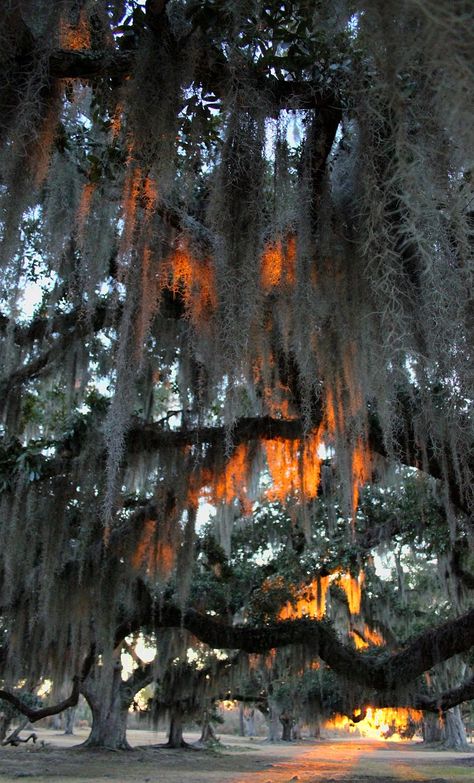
[350,624,385,649]
[132,519,176,579]
[324,706,422,741]
[339,571,365,615]
[279,575,331,620]
[161,241,217,326]
[261,235,296,290]
[59,11,91,50]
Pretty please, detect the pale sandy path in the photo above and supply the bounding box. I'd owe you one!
[0,729,472,782]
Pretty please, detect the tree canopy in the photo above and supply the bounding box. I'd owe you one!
[0,0,473,733]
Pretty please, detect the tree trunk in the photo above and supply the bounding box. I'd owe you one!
[280,711,293,741]
[422,712,444,743]
[266,699,280,742]
[63,706,77,735]
[82,663,132,750]
[312,723,321,739]
[442,706,469,749]
[51,714,62,731]
[243,707,256,737]
[197,710,218,746]
[292,720,302,740]
[85,699,131,750]
[166,705,188,748]
[239,702,245,737]
[0,713,9,743]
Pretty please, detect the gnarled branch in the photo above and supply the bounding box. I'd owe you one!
[0,678,80,723]
[117,592,474,693]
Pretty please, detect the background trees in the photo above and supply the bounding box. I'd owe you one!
[0,0,472,747]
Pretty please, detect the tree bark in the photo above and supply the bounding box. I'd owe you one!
[85,699,131,750]
[442,706,469,750]
[267,700,280,742]
[239,702,245,737]
[82,663,132,751]
[0,712,9,743]
[243,707,256,737]
[63,706,77,736]
[166,705,187,748]
[422,712,444,743]
[197,710,218,746]
[280,711,293,741]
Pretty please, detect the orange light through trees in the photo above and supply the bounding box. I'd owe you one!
[132,519,176,580]
[161,240,217,327]
[59,10,91,50]
[279,576,330,620]
[350,624,385,649]
[264,429,323,502]
[261,235,296,290]
[339,571,365,615]
[324,707,422,741]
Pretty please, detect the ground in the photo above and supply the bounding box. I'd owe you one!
[0,729,473,783]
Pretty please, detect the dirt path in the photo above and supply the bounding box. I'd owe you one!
[0,730,472,782]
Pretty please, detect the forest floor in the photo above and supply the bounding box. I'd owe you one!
[0,729,473,783]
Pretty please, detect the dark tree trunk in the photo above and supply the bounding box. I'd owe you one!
[313,723,321,739]
[422,712,444,743]
[239,702,245,737]
[0,713,9,743]
[280,711,293,741]
[197,710,218,746]
[442,706,469,749]
[166,705,188,748]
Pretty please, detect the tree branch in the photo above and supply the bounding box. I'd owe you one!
[117,593,474,693]
[0,678,80,723]
[49,48,134,79]
[47,46,336,112]
[351,675,474,716]
[0,645,94,723]
[414,675,474,713]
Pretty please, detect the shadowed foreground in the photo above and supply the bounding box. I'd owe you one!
[0,731,473,783]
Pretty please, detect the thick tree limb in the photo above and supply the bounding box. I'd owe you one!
[415,675,474,712]
[47,46,335,111]
[4,400,469,520]
[118,594,474,693]
[49,48,133,79]
[126,412,471,516]
[0,678,80,723]
[0,645,95,723]
[351,675,474,716]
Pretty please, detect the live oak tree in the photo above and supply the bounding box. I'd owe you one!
[0,0,473,747]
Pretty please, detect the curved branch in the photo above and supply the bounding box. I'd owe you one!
[0,678,80,723]
[117,594,474,693]
[414,675,474,713]
[350,675,474,717]
[0,645,95,722]
[47,46,335,112]
[6,400,470,520]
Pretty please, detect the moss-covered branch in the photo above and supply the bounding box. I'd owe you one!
[119,595,474,693]
[0,679,80,723]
